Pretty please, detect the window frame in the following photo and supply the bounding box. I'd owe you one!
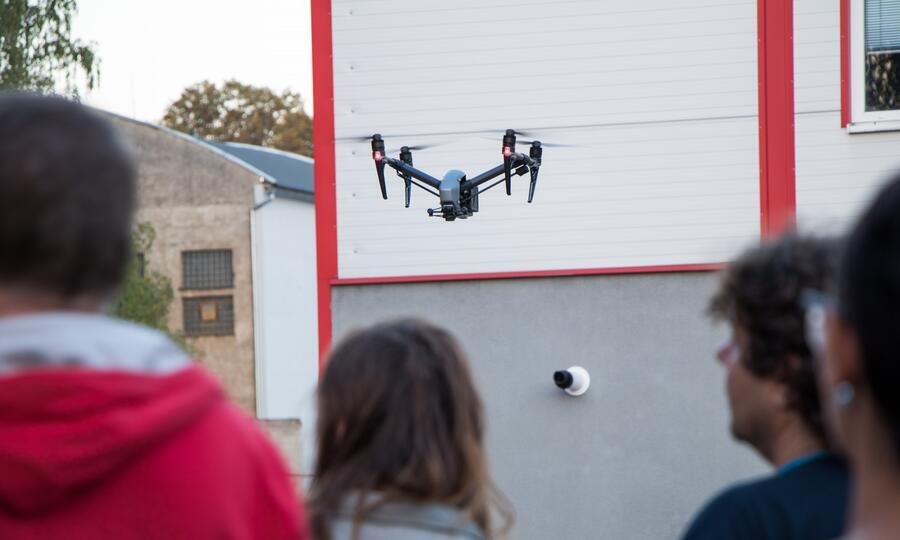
[181,249,234,291]
[183,295,235,337]
[849,0,900,132]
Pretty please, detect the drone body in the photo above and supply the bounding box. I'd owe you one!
[370,130,544,221]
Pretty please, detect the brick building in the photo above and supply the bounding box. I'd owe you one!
[106,113,318,475]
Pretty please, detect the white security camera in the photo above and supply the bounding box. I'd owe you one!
[553,366,590,396]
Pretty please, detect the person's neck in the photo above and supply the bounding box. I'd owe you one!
[0,288,102,318]
[759,416,825,468]
[846,401,900,540]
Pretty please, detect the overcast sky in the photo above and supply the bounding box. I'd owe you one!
[72,0,313,123]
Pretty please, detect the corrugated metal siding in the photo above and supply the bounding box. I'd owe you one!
[333,0,761,278]
[794,0,900,232]
[794,1,841,113]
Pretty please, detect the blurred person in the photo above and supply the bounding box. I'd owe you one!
[681,234,849,540]
[308,319,513,540]
[0,94,307,539]
[811,173,900,540]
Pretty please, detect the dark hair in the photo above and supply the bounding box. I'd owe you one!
[708,234,841,444]
[0,93,136,298]
[308,319,512,540]
[839,172,900,455]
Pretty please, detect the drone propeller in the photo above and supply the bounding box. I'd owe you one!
[517,140,576,148]
[386,143,437,154]
[498,128,540,138]
[348,134,383,143]
[481,136,574,148]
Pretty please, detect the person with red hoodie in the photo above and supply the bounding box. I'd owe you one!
[0,93,308,540]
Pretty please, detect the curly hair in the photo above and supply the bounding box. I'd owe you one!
[708,234,842,444]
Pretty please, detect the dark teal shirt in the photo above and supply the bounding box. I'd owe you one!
[681,453,849,540]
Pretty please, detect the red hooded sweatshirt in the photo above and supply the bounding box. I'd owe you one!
[0,365,308,539]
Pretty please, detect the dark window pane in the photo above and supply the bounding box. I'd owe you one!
[182,250,233,290]
[183,296,234,336]
[865,52,900,111]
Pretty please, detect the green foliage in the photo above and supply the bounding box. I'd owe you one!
[112,223,190,352]
[0,0,99,97]
[161,80,313,157]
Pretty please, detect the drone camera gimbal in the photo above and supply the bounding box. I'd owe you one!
[369,129,544,221]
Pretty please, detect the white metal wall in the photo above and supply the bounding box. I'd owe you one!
[794,0,900,233]
[251,196,318,427]
[332,0,761,279]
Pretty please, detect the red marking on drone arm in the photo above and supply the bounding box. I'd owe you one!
[312,0,337,370]
[757,0,796,237]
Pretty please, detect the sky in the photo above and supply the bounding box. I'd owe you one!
[72,0,314,123]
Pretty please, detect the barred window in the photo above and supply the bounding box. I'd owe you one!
[183,296,234,336]
[182,250,233,290]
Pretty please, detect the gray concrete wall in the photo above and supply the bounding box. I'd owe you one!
[332,272,766,540]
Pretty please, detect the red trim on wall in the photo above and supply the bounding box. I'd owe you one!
[840,0,852,127]
[757,0,797,237]
[311,0,338,367]
[332,263,724,286]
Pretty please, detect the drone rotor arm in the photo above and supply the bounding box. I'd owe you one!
[461,154,532,192]
[384,158,442,190]
[461,163,505,192]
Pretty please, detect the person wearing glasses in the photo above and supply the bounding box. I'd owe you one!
[681,234,849,540]
[808,173,900,540]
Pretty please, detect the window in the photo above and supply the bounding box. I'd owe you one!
[182,250,233,290]
[183,296,234,336]
[851,0,900,128]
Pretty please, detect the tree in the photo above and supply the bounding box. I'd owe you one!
[0,0,99,97]
[112,223,189,351]
[161,80,313,157]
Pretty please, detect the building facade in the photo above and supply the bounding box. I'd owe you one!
[109,115,318,476]
[312,0,900,537]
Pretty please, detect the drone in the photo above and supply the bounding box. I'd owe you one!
[369,129,545,221]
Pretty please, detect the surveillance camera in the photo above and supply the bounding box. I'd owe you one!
[553,366,590,396]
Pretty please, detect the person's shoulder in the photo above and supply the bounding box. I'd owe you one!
[328,497,485,540]
[788,453,849,481]
[169,392,307,538]
[192,398,298,488]
[681,478,774,540]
